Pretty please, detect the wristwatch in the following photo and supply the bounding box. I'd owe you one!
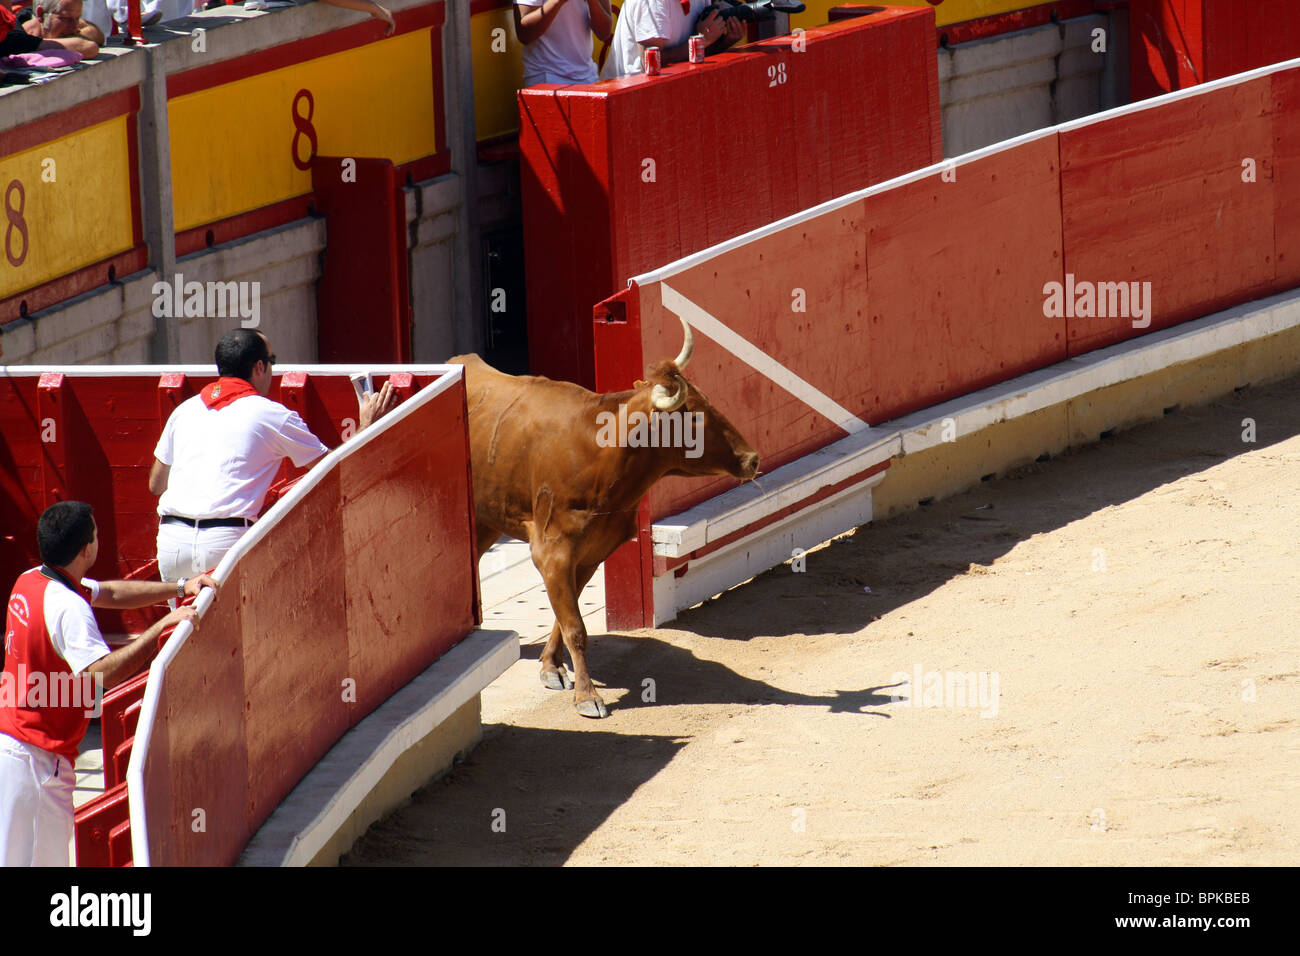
[177,577,187,599]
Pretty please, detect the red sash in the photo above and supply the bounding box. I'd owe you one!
[201,377,258,410]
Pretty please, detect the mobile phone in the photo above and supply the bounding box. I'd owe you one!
[350,372,374,402]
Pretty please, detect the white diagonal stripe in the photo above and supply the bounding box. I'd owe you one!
[661,283,870,434]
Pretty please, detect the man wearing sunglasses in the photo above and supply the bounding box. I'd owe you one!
[18,0,103,53]
[148,329,396,585]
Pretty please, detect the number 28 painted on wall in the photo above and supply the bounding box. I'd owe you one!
[291,89,319,171]
[5,179,29,268]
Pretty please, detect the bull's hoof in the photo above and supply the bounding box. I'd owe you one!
[540,666,573,691]
[575,697,609,719]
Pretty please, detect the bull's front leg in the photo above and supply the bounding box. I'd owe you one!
[531,542,608,719]
[537,561,600,693]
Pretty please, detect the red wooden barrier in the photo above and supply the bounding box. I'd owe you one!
[312,157,413,364]
[1,367,470,865]
[520,4,942,388]
[75,783,132,867]
[1060,75,1282,354]
[101,670,149,791]
[1130,0,1300,100]
[135,370,478,865]
[595,59,1300,628]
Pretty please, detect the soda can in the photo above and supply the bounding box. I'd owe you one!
[689,35,705,63]
[643,47,661,75]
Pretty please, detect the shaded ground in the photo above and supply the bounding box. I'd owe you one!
[344,376,1299,866]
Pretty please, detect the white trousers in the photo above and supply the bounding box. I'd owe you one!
[156,521,248,583]
[0,733,74,867]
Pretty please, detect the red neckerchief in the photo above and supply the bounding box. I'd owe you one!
[200,377,259,410]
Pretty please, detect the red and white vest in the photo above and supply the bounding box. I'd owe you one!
[0,568,96,761]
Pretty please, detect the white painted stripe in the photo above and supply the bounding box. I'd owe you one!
[633,57,1300,287]
[661,283,870,435]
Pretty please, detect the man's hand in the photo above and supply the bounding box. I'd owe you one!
[357,380,397,430]
[183,573,219,598]
[696,10,724,47]
[88,604,199,690]
[721,14,744,45]
[371,2,394,35]
[161,605,199,632]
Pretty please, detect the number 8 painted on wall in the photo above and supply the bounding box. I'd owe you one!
[291,89,319,171]
[4,179,28,268]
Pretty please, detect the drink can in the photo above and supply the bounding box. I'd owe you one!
[643,47,661,75]
[689,35,705,63]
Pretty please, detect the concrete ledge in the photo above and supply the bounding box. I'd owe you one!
[238,627,519,867]
[653,470,887,625]
[873,294,1300,519]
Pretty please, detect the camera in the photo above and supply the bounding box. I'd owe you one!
[697,0,806,25]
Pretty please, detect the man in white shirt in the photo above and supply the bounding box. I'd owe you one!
[149,329,396,582]
[0,501,215,866]
[514,0,612,86]
[600,0,743,80]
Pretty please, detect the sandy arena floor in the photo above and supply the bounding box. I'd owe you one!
[344,375,1299,866]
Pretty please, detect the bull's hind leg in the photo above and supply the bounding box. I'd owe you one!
[532,543,607,719]
[538,562,599,692]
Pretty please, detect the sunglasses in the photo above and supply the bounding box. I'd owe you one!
[263,354,277,367]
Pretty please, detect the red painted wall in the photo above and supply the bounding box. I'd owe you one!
[1131,0,1300,100]
[520,4,943,389]
[1060,76,1279,353]
[138,373,478,866]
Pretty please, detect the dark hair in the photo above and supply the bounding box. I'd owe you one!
[214,329,269,381]
[38,501,95,567]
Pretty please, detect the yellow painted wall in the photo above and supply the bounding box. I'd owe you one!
[472,8,525,142]
[790,0,1046,32]
[0,117,135,299]
[169,29,439,234]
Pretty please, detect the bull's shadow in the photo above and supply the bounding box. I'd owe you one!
[673,387,1300,640]
[520,636,907,716]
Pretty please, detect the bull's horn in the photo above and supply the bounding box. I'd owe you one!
[673,315,694,370]
[651,380,686,411]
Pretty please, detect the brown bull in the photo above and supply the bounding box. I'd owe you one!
[451,318,759,717]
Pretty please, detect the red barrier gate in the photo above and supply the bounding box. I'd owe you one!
[1130,0,1300,99]
[520,3,942,388]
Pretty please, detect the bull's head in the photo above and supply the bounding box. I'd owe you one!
[640,316,760,481]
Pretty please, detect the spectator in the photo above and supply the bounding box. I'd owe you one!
[148,329,396,582]
[0,501,216,866]
[513,0,612,87]
[19,0,104,50]
[600,0,742,79]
